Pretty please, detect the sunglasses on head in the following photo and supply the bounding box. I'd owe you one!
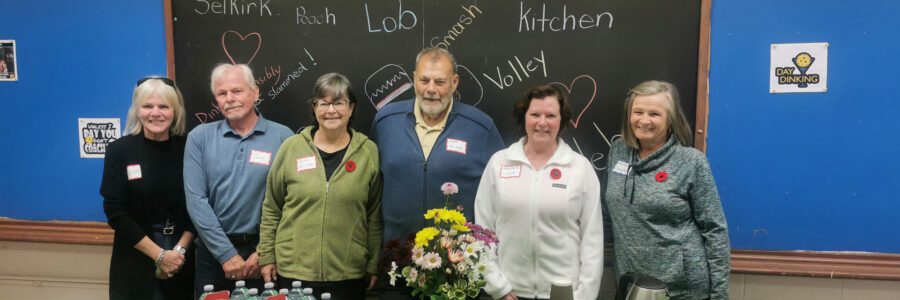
[137,76,176,88]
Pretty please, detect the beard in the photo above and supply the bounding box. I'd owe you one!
[417,94,451,119]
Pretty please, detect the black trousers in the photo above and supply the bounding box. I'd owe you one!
[194,240,265,296]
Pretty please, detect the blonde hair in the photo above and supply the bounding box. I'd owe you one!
[621,80,692,148]
[125,78,186,136]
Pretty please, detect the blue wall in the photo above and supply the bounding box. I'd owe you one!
[708,0,900,252]
[0,0,167,221]
[2,0,899,253]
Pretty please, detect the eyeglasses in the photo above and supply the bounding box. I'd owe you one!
[315,99,349,111]
[137,76,176,88]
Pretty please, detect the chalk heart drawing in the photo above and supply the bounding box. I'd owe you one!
[221,30,262,65]
[550,75,597,129]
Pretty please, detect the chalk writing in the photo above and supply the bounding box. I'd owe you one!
[365,1,417,33]
[194,0,273,17]
[365,64,413,110]
[255,65,281,86]
[482,50,547,90]
[429,4,482,49]
[549,74,596,129]
[519,2,613,32]
[222,30,261,65]
[297,6,335,25]
[266,48,317,102]
[194,101,223,124]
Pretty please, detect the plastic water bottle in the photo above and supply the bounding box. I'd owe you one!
[230,280,249,299]
[287,281,303,299]
[302,288,316,300]
[320,292,331,300]
[199,284,215,300]
[247,288,260,300]
[261,282,279,297]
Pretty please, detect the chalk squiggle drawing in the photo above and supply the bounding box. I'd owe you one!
[364,64,413,110]
[453,65,484,107]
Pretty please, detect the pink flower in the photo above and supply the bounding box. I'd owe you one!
[456,205,464,211]
[417,272,427,285]
[421,252,442,270]
[441,182,459,195]
[448,249,465,264]
[440,236,455,249]
[409,267,419,281]
[411,247,425,266]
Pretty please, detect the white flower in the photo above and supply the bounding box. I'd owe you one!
[463,240,484,258]
[422,252,442,270]
[387,262,399,286]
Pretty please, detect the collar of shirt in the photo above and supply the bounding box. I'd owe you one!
[413,98,453,131]
[506,137,574,168]
[217,112,271,138]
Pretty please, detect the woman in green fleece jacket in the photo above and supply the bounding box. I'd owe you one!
[605,81,730,300]
[257,73,383,299]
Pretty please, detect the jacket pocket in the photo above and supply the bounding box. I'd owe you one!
[275,234,295,267]
[621,245,686,288]
[680,246,710,292]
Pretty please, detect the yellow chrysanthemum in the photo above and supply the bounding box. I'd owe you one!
[451,224,471,232]
[439,209,467,225]
[414,227,441,248]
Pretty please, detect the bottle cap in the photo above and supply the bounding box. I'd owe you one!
[279,288,289,294]
[235,280,246,287]
[303,287,313,294]
[265,282,275,289]
[248,288,258,295]
[321,292,332,299]
[292,281,302,287]
[203,284,214,291]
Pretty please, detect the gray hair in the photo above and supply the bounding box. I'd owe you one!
[308,72,357,128]
[415,47,457,74]
[621,80,693,149]
[209,63,257,93]
[125,77,186,136]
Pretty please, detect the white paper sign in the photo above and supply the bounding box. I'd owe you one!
[770,42,828,93]
[78,118,121,158]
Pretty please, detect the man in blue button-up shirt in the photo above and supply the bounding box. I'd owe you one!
[184,64,293,296]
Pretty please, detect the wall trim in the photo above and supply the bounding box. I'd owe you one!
[731,249,900,281]
[4,219,900,280]
[0,219,112,245]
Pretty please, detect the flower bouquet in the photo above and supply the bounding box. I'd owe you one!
[385,182,499,300]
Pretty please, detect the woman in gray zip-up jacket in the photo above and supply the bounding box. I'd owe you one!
[605,81,729,300]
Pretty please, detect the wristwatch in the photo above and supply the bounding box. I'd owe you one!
[173,245,186,255]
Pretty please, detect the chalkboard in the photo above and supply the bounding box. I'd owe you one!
[171,0,702,180]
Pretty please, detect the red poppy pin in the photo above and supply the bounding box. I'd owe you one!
[655,171,668,182]
[345,160,356,172]
[550,168,561,179]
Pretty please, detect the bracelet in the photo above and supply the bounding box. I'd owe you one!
[155,249,167,267]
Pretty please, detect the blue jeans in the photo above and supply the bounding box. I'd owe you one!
[194,239,264,296]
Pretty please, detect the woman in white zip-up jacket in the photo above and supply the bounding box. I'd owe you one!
[475,85,604,300]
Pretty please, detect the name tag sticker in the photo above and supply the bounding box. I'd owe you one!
[500,165,521,178]
[296,156,317,172]
[613,160,630,176]
[552,183,567,189]
[446,138,467,155]
[249,150,272,166]
[126,164,142,181]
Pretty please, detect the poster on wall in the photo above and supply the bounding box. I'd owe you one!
[78,118,121,158]
[0,40,17,81]
[770,42,828,93]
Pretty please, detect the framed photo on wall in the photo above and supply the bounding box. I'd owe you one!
[0,40,18,81]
